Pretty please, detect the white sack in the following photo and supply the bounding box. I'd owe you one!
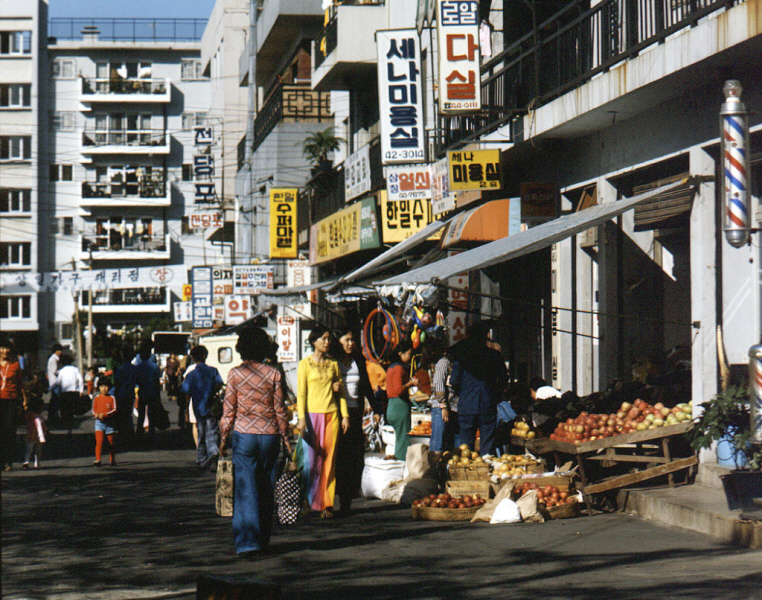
[490,498,522,524]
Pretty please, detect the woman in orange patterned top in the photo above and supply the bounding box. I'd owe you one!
[219,326,291,557]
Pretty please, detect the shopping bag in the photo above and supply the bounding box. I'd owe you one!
[275,455,300,525]
[215,457,234,517]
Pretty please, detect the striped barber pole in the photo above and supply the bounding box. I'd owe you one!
[750,346,762,444]
[720,80,750,248]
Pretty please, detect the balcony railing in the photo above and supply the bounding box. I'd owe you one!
[93,287,167,306]
[82,232,168,254]
[436,0,742,154]
[253,83,332,153]
[82,130,168,148]
[82,176,166,199]
[313,1,384,69]
[49,18,207,42]
[81,77,168,95]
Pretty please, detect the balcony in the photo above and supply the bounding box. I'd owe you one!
[81,174,169,207]
[91,287,170,313]
[81,130,170,156]
[312,1,386,91]
[253,83,332,152]
[81,232,170,261]
[80,77,171,105]
[435,0,747,154]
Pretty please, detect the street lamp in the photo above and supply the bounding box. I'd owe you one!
[720,79,751,248]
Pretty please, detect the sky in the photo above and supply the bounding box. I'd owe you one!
[48,0,217,20]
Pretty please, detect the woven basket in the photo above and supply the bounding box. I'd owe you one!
[412,504,480,521]
[542,501,581,520]
[448,464,491,481]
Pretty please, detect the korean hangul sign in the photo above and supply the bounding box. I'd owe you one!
[173,301,192,323]
[189,211,222,230]
[193,126,216,203]
[448,149,501,190]
[437,0,480,113]
[224,295,253,325]
[520,182,558,219]
[232,265,274,293]
[447,264,468,346]
[276,312,298,362]
[286,259,313,320]
[386,164,432,201]
[377,30,426,165]
[212,268,233,296]
[431,157,455,215]
[191,266,214,329]
[380,190,437,243]
[309,197,380,264]
[269,188,298,259]
[344,144,371,201]
[0,266,186,293]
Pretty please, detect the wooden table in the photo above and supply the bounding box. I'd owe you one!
[525,421,697,515]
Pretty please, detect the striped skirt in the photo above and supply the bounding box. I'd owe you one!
[301,411,340,511]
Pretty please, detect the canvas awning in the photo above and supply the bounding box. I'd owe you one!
[440,198,512,249]
[376,177,697,286]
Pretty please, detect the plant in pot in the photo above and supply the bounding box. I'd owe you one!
[302,127,344,175]
[690,385,762,510]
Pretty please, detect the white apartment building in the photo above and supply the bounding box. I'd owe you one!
[43,18,220,353]
[0,0,46,359]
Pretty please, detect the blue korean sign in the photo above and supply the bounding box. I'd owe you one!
[191,266,214,329]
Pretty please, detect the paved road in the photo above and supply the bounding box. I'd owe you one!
[2,399,761,600]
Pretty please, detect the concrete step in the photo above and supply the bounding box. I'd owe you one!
[620,483,762,549]
[695,460,734,490]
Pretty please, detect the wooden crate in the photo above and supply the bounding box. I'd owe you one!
[501,474,573,492]
[449,464,490,481]
[446,479,491,499]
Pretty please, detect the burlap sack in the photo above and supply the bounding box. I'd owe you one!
[515,488,544,523]
[471,480,515,523]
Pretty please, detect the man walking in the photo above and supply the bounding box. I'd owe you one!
[180,345,223,471]
[47,344,63,421]
[135,345,161,439]
[114,347,138,440]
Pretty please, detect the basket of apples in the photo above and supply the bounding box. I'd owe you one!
[514,482,581,519]
[411,493,488,521]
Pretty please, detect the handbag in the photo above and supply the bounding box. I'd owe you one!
[275,452,300,525]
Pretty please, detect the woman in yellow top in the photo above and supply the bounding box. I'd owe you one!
[297,325,349,517]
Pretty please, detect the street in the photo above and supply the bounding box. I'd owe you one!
[2,399,761,600]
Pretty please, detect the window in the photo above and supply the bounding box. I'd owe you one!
[0,31,32,55]
[49,164,73,182]
[0,84,31,107]
[0,136,31,160]
[92,113,154,146]
[62,217,74,236]
[181,59,205,80]
[86,217,165,252]
[50,111,76,130]
[0,189,31,213]
[182,164,193,181]
[51,58,76,79]
[218,348,233,364]
[93,61,153,92]
[0,296,31,319]
[182,112,207,130]
[60,322,73,340]
[0,242,32,267]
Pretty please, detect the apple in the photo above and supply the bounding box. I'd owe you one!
[621,402,633,412]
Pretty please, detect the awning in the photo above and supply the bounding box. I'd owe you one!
[440,198,512,249]
[633,175,695,231]
[376,177,697,286]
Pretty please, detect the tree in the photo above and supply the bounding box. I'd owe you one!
[301,127,345,166]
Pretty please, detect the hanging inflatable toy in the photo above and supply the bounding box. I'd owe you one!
[362,306,401,363]
[410,305,426,349]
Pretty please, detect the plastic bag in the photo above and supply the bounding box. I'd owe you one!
[490,498,522,524]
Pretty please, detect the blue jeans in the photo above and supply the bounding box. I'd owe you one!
[231,432,280,553]
[430,407,460,453]
[458,413,497,456]
[196,415,219,468]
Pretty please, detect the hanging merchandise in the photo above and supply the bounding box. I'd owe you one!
[362,306,401,364]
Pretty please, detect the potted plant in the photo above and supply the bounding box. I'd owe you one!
[690,385,762,509]
[302,127,344,174]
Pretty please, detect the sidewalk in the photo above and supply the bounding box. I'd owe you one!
[2,400,762,599]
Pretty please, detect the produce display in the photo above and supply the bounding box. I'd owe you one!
[511,421,536,440]
[445,444,486,466]
[485,454,544,478]
[412,493,488,510]
[514,482,578,508]
[549,399,693,444]
[409,420,432,436]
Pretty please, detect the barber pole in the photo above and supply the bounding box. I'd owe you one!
[749,344,762,444]
[720,80,751,248]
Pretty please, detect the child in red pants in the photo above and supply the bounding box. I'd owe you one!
[92,379,117,466]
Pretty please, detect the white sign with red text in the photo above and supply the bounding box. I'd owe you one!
[189,211,223,230]
[385,164,432,201]
[277,313,298,362]
[447,266,468,346]
[437,0,481,114]
[225,295,253,325]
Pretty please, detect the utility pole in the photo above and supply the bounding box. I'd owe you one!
[87,248,93,368]
[71,258,84,374]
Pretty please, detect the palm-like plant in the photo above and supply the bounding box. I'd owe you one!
[302,127,345,166]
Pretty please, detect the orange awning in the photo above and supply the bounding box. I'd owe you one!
[440,198,511,249]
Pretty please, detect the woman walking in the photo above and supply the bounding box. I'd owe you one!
[0,339,23,471]
[297,326,348,518]
[331,327,374,514]
[385,340,419,461]
[219,327,290,557]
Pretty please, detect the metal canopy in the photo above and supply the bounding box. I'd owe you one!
[376,177,696,286]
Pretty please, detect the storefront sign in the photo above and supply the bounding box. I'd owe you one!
[191,266,214,329]
[232,265,274,293]
[380,190,436,243]
[520,182,558,219]
[431,157,455,215]
[377,30,426,165]
[310,197,380,265]
[212,268,233,296]
[448,149,501,191]
[173,300,192,322]
[437,0,480,114]
[189,211,222,230]
[286,259,313,320]
[269,188,298,259]
[447,267,468,345]
[182,284,192,301]
[0,266,186,294]
[344,145,372,201]
[193,127,216,203]
[277,313,298,362]
[386,164,432,201]
[224,295,253,325]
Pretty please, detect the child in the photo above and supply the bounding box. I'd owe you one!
[92,378,117,467]
[23,397,48,470]
[85,366,96,396]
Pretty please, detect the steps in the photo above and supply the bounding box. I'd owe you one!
[619,461,762,549]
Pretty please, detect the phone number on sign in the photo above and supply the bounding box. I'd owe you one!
[385,149,424,161]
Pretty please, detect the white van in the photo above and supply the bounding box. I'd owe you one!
[197,334,241,383]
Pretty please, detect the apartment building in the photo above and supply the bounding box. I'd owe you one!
[0,0,46,359]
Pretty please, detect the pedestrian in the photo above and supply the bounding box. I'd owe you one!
[180,345,223,471]
[114,347,137,439]
[85,366,97,396]
[22,396,47,470]
[1,338,24,471]
[183,358,199,447]
[426,338,460,453]
[164,353,183,427]
[296,325,349,518]
[219,327,291,557]
[57,354,84,436]
[91,378,117,467]
[385,340,419,461]
[46,343,63,421]
[450,323,508,457]
[331,326,374,515]
[135,345,161,439]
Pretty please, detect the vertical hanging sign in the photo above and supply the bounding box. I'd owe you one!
[191,266,214,329]
[377,29,426,165]
[437,0,481,114]
[269,188,298,258]
[193,126,216,203]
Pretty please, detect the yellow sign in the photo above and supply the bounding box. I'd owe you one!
[269,188,298,258]
[380,190,439,243]
[309,197,380,265]
[448,149,502,191]
[182,284,192,301]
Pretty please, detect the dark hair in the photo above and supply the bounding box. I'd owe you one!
[190,345,209,362]
[99,378,113,389]
[122,347,135,363]
[308,325,330,347]
[0,337,13,351]
[139,344,152,360]
[390,340,414,364]
[52,343,63,353]
[60,354,74,367]
[236,327,271,362]
[529,378,547,391]
[331,327,357,358]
